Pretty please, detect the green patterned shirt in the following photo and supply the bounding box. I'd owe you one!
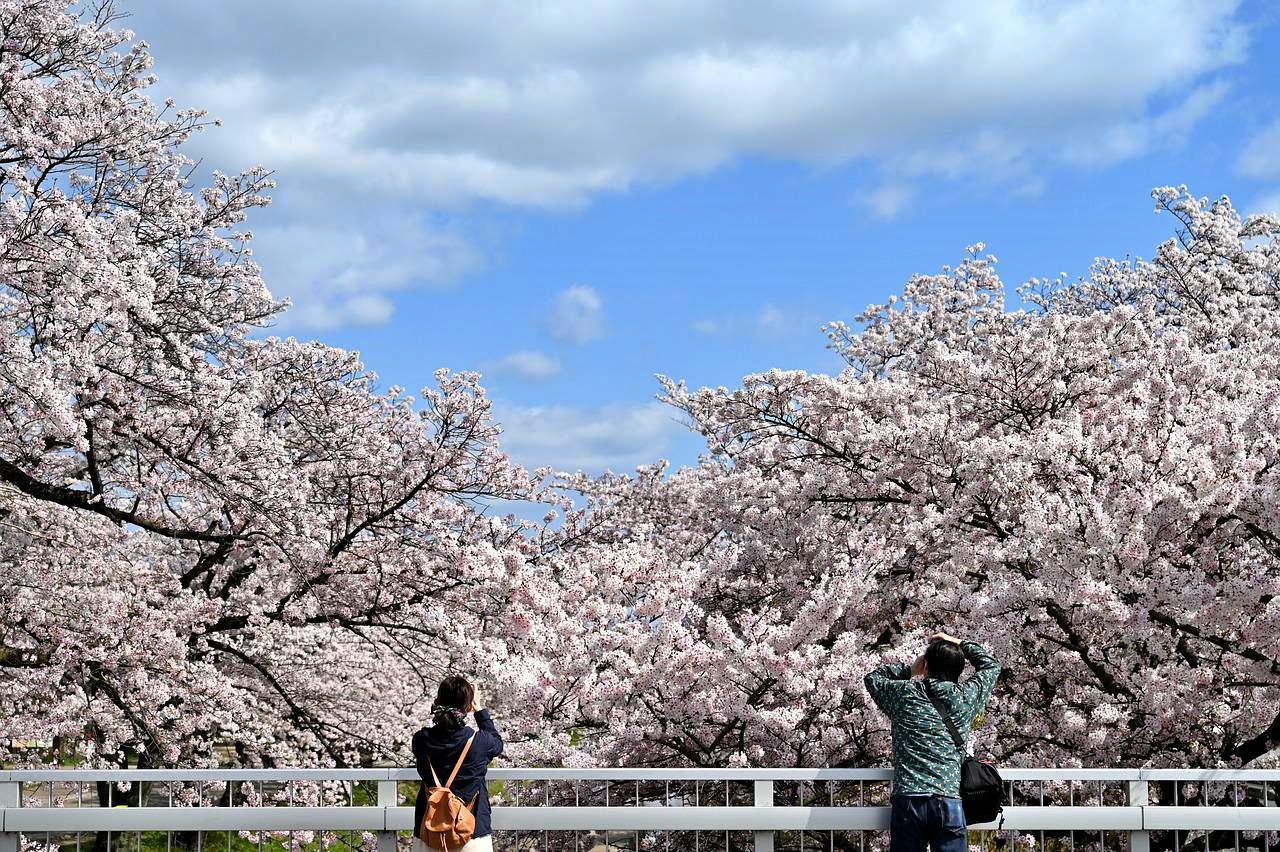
[864,641,1001,796]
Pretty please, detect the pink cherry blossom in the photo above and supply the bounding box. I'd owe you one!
[1,2,1277,801]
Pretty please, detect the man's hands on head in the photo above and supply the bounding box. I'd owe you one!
[931,632,962,645]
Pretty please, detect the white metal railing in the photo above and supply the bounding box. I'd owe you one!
[2,767,1278,851]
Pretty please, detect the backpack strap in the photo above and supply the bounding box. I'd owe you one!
[921,680,966,752]
[445,733,477,788]
[427,732,478,789]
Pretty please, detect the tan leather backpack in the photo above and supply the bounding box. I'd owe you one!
[418,733,479,850]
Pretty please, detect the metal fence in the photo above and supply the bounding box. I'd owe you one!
[2,767,1277,852]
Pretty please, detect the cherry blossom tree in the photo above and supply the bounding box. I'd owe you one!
[4,5,1279,827]
[0,0,555,773]
[521,188,1280,779]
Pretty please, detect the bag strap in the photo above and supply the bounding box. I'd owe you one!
[920,680,966,752]
[446,733,477,788]
[427,733,478,789]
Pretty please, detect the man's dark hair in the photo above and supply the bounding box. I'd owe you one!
[924,640,966,682]
[435,674,474,710]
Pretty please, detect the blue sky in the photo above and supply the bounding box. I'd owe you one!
[123,0,1280,475]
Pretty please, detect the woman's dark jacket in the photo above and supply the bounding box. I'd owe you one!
[412,709,504,838]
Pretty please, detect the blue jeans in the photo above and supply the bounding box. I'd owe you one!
[889,794,967,852]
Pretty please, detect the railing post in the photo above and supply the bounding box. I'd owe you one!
[754,778,774,852]
[377,777,398,852]
[1128,778,1150,852]
[0,778,19,852]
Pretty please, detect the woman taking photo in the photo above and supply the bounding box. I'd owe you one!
[412,675,504,851]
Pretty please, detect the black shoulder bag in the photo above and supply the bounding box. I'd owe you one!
[922,681,1005,826]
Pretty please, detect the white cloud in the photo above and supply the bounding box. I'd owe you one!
[493,400,687,473]
[755,304,821,341]
[1238,121,1280,179]
[480,350,562,382]
[235,212,479,330]
[1248,191,1280,217]
[123,0,1249,327]
[546,285,606,344]
[692,305,822,341]
[858,182,915,220]
[1059,81,1230,168]
[339,294,395,327]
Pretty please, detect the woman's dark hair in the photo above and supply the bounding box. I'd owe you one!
[431,675,474,732]
[923,640,966,682]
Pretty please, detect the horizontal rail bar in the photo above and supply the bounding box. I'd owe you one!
[488,768,894,782]
[5,806,386,831]
[484,806,891,832]
[0,768,896,782]
[1,769,394,782]
[7,767,1280,782]
[480,806,1141,832]
[1139,769,1280,781]
[1143,807,1280,831]
[5,805,1272,832]
[0,804,1109,833]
